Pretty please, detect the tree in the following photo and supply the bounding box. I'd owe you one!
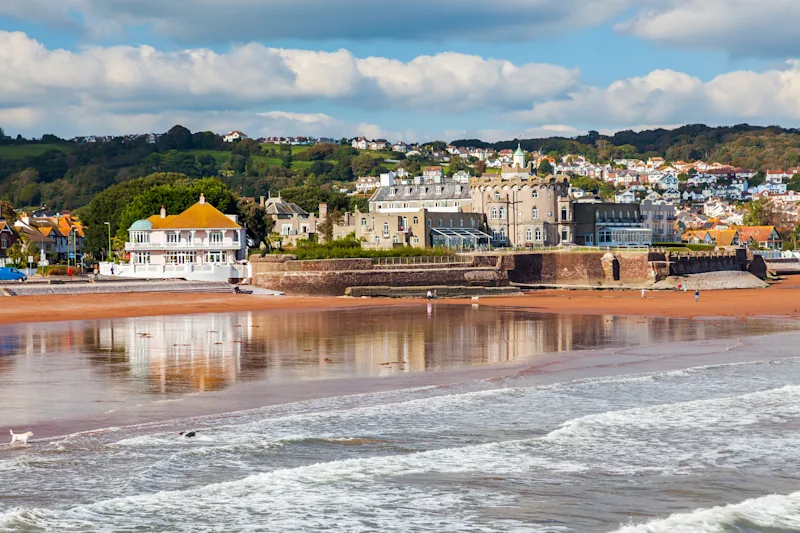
[447,157,469,176]
[197,154,218,177]
[317,209,343,244]
[749,171,765,188]
[474,160,487,175]
[351,153,378,177]
[743,197,789,227]
[7,236,39,267]
[537,160,554,176]
[236,198,273,244]
[788,174,800,192]
[677,173,690,182]
[159,125,193,151]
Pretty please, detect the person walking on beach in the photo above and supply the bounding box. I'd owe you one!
[695,290,700,302]
[426,290,433,301]
[641,288,646,299]
[433,290,438,302]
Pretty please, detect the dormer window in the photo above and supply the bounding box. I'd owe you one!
[436,186,442,194]
[390,188,397,196]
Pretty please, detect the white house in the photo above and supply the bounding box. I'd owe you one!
[223,131,248,143]
[119,194,247,281]
[351,137,369,150]
[392,141,408,153]
[615,190,637,204]
[451,170,472,183]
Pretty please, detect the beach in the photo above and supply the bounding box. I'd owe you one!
[1,276,799,326]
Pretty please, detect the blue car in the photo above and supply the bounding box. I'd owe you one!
[0,267,27,282]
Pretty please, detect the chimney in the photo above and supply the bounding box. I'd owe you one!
[319,203,328,219]
[199,193,206,205]
[160,205,166,219]
[259,196,265,207]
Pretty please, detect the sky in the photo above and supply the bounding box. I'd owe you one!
[1,0,799,143]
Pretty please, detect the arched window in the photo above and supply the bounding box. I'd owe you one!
[470,219,476,227]
[499,207,506,219]
[532,208,539,220]
[494,191,501,200]
[561,207,568,221]
[412,216,419,225]
[361,218,367,226]
[532,190,539,198]
[491,207,498,219]
[535,228,542,241]
[526,228,533,242]
[383,222,389,235]
[547,211,553,218]
[438,219,443,227]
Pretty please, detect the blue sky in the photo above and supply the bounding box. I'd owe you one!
[1,0,798,142]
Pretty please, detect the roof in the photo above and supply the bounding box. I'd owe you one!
[738,226,780,243]
[129,219,153,231]
[264,197,309,217]
[514,144,525,157]
[370,182,471,203]
[707,230,738,246]
[147,199,241,230]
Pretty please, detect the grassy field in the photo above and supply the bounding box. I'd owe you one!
[187,149,230,164]
[0,144,72,159]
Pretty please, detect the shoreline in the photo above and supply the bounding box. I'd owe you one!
[1,277,800,325]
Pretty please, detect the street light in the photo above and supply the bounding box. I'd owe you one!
[103,222,111,262]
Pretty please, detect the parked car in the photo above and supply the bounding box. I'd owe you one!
[0,267,27,282]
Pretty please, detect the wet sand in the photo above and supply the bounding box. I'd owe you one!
[2,277,799,325]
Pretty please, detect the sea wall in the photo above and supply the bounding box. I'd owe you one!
[253,268,507,296]
[667,249,746,276]
[506,252,655,285]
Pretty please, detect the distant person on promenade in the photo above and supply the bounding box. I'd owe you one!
[695,290,700,302]
[94,266,99,280]
[110,265,115,276]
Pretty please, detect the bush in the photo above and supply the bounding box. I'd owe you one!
[43,265,69,276]
[276,235,453,260]
[686,244,716,252]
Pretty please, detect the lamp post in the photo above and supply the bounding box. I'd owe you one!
[104,222,111,262]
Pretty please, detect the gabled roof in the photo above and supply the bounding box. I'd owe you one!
[738,226,780,243]
[707,230,738,246]
[264,197,308,217]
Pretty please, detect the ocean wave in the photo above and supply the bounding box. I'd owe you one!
[610,491,800,532]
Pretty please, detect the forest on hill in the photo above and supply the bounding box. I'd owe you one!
[1,123,799,218]
[452,124,800,170]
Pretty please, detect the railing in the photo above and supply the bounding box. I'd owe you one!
[126,240,240,250]
[370,255,472,265]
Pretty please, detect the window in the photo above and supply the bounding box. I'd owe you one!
[0,235,7,249]
[383,222,390,237]
[535,228,542,241]
[532,208,539,220]
[561,207,568,221]
[207,251,226,263]
[390,188,397,196]
[547,211,553,218]
[412,216,419,225]
[494,191,501,201]
[134,252,151,265]
[361,218,367,227]
[450,219,454,227]
[210,231,223,244]
[525,228,533,242]
[438,219,443,227]
[374,236,380,243]
[456,186,462,193]
[233,231,239,243]
[427,219,432,227]
[167,232,181,244]
[491,207,498,220]
[436,186,442,194]
[532,190,538,198]
[499,207,506,219]
[561,229,568,242]
[393,236,399,244]
[412,237,420,245]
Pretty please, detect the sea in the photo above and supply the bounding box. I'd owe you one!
[1,305,800,532]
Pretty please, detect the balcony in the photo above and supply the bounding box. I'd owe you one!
[125,240,241,251]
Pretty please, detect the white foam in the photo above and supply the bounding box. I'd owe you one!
[610,491,800,532]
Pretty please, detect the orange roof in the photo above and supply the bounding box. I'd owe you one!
[150,201,241,230]
[737,226,779,243]
[707,230,738,246]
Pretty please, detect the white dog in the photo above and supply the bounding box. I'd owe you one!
[9,429,33,446]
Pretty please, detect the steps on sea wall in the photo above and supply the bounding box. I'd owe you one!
[2,281,234,297]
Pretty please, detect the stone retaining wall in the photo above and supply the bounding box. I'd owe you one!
[253,267,507,296]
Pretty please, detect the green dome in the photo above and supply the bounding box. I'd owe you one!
[129,219,153,231]
[514,144,525,156]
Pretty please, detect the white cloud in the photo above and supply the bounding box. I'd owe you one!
[512,62,800,129]
[0,31,577,124]
[0,0,634,43]
[616,0,800,56]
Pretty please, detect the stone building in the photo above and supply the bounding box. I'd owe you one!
[573,199,651,247]
[264,195,318,244]
[639,199,678,243]
[470,175,573,247]
[332,209,489,250]
[368,181,473,214]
